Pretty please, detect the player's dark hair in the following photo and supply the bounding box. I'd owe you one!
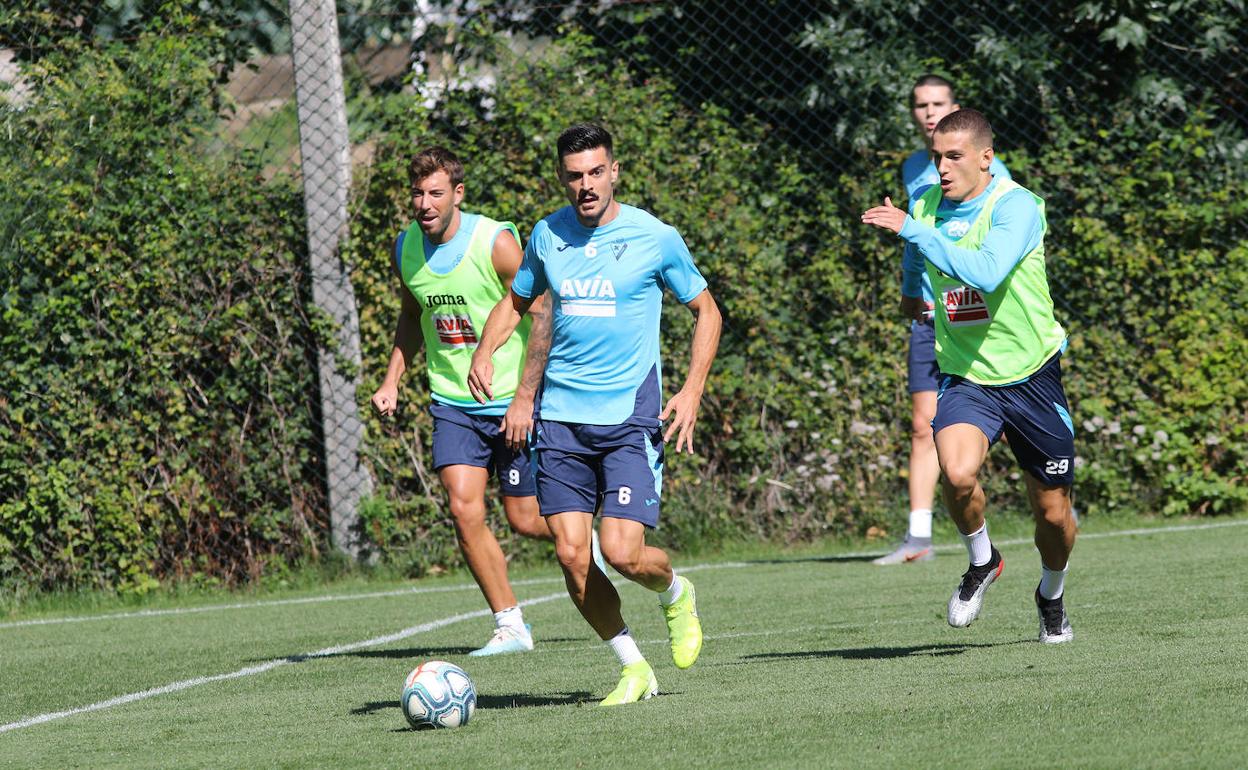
[934,108,994,149]
[409,146,464,189]
[556,123,614,163]
[912,73,957,106]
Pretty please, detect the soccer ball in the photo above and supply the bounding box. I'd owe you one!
[401,661,477,729]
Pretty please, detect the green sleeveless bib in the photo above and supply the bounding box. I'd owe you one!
[914,178,1066,385]
[399,214,530,404]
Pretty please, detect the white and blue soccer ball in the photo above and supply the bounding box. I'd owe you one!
[401,661,477,729]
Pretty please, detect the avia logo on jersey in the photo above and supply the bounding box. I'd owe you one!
[560,277,616,317]
[432,312,479,348]
[425,293,467,308]
[942,285,991,326]
[945,220,971,239]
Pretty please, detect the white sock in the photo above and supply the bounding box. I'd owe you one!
[959,523,992,567]
[1039,565,1068,600]
[658,573,682,606]
[607,627,644,666]
[908,509,933,539]
[493,606,525,632]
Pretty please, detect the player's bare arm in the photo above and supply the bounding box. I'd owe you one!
[488,228,551,449]
[660,288,722,454]
[861,196,908,234]
[372,269,424,417]
[468,287,533,405]
[499,295,548,450]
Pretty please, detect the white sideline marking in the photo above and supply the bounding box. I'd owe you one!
[0,561,746,734]
[823,518,1248,560]
[1,520,1243,734]
[0,593,559,735]
[5,519,1245,631]
[936,517,1248,553]
[0,577,567,630]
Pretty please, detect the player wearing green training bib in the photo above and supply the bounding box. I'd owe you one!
[863,109,1077,644]
[371,147,554,657]
[877,73,1013,568]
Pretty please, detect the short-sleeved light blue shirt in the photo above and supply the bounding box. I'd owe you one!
[512,204,708,427]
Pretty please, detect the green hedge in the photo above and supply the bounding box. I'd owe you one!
[1017,113,1248,515]
[2,19,1245,593]
[0,18,322,593]
[347,29,1247,574]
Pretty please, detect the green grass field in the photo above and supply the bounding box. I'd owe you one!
[3,519,1247,769]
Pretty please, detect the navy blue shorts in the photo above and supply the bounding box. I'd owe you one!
[532,420,665,528]
[908,318,941,393]
[932,353,1076,486]
[429,403,536,497]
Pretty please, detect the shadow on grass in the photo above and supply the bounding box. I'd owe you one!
[476,691,595,709]
[256,637,595,665]
[249,645,474,663]
[743,640,1028,661]
[328,645,476,659]
[744,554,882,565]
[352,700,401,716]
[351,691,593,719]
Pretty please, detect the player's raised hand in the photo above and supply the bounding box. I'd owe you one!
[660,387,702,454]
[467,349,495,404]
[861,196,908,234]
[371,383,399,417]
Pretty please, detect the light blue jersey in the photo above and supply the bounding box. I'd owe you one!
[512,204,708,427]
[901,151,1012,305]
[900,176,1045,299]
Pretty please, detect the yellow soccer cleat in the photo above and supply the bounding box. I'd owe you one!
[662,576,703,669]
[599,661,658,706]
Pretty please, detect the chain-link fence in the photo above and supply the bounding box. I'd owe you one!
[3,1,1245,590]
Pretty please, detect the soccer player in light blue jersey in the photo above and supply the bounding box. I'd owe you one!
[875,74,1013,566]
[469,123,722,705]
[901,75,1012,200]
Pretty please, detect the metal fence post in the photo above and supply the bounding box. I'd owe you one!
[288,0,371,558]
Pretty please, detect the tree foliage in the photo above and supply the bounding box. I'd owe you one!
[0,11,320,593]
[1,2,1245,592]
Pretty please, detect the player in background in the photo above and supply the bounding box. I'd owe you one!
[372,146,554,657]
[874,74,1012,565]
[469,123,722,704]
[862,109,1076,643]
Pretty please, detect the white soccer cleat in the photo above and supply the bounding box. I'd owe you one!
[947,547,1003,627]
[1035,588,1074,644]
[872,535,934,565]
[468,623,534,657]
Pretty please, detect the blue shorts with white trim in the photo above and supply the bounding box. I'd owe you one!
[932,353,1075,486]
[532,419,665,528]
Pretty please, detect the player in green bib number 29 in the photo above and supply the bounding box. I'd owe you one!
[371,147,554,656]
[862,110,1077,644]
